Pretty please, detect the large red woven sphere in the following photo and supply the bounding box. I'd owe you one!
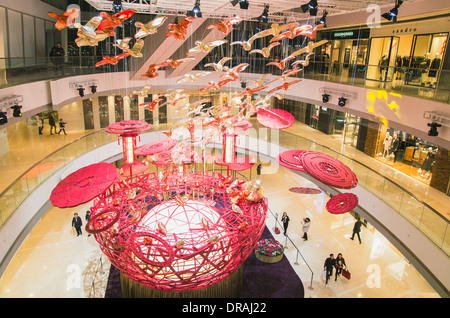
[86,170,267,292]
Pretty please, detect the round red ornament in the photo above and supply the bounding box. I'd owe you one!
[326,193,359,214]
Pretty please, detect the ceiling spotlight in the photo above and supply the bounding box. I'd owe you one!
[317,10,328,27]
[231,0,239,6]
[77,87,85,97]
[0,112,7,125]
[322,94,329,103]
[188,0,202,18]
[301,0,318,16]
[338,97,347,107]
[11,105,22,117]
[427,122,442,137]
[258,4,269,23]
[90,85,97,94]
[239,0,249,10]
[382,0,403,22]
[241,81,246,89]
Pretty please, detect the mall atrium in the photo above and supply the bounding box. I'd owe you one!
[0,0,449,300]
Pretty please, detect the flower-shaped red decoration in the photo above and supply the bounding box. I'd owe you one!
[105,120,152,136]
[289,187,322,194]
[299,151,358,189]
[135,138,177,156]
[276,150,306,171]
[86,170,267,292]
[256,108,295,129]
[326,193,359,214]
[50,162,120,208]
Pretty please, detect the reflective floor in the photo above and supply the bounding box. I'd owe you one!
[0,119,442,298]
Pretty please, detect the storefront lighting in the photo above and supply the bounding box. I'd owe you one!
[427,122,442,137]
[301,0,318,16]
[11,105,22,117]
[382,0,403,22]
[77,87,85,97]
[0,112,7,125]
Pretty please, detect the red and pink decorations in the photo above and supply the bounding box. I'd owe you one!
[299,151,358,189]
[289,187,322,194]
[215,156,256,172]
[105,120,152,176]
[257,108,295,129]
[326,193,359,214]
[276,150,306,171]
[222,133,238,163]
[135,138,177,157]
[85,170,267,292]
[50,162,120,208]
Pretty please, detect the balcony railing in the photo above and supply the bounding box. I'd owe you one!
[1,54,449,103]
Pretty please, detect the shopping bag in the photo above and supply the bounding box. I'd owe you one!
[321,270,326,281]
[342,269,351,280]
[273,227,280,234]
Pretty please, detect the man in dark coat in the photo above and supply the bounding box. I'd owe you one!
[48,113,57,135]
[50,42,65,70]
[72,213,83,236]
[350,217,362,244]
[324,254,336,284]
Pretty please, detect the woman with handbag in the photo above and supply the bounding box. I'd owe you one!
[335,253,348,281]
[301,217,311,241]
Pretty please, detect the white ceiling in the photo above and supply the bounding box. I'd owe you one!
[84,0,425,23]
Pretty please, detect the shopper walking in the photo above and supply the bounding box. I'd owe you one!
[281,212,290,236]
[58,118,67,135]
[324,254,336,285]
[49,113,57,135]
[85,210,91,237]
[72,213,83,236]
[350,217,363,244]
[334,253,347,281]
[36,114,44,135]
[301,217,311,241]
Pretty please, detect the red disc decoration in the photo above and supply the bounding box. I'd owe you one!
[214,155,255,171]
[135,138,177,156]
[105,120,152,136]
[326,193,359,214]
[299,151,358,189]
[50,162,120,208]
[119,161,149,176]
[233,120,253,131]
[276,150,306,171]
[289,187,322,194]
[86,170,267,292]
[256,108,295,129]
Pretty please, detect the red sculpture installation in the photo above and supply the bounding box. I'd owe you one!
[257,108,295,129]
[276,150,306,171]
[50,162,120,208]
[326,193,359,214]
[289,187,322,194]
[105,120,152,177]
[85,170,267,292]
[299,151,358,189]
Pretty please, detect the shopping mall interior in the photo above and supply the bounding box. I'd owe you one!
[0,0,449,301]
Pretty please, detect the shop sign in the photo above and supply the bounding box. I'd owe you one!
[331,28,370,39]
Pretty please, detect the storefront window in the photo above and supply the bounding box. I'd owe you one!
[143,95,153,124]
[114,95,124,122]
[82,99,94,130]
[130,95,139,120]
[98,96,109,128]
[366,36,399,82]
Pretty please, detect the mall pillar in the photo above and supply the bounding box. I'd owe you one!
[430,147,450,194]
[356,119,380,157]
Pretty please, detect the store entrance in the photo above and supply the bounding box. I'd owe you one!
[366,36,400,83]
